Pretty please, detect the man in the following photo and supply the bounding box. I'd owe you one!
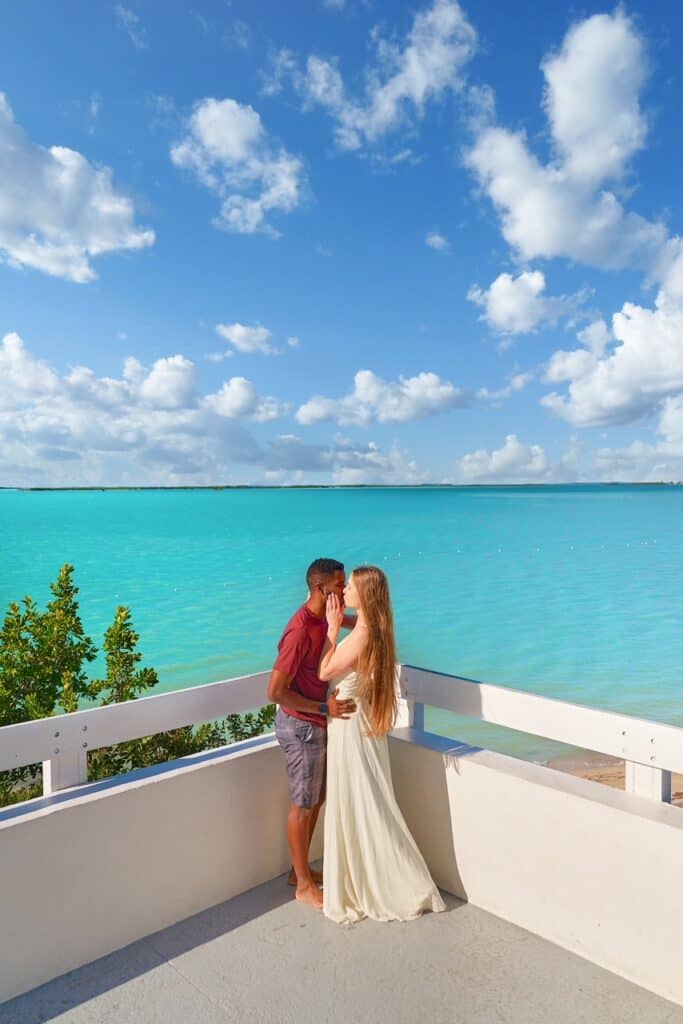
[268,558,357,910]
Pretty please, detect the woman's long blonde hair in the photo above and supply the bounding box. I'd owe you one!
[353,566,397,737]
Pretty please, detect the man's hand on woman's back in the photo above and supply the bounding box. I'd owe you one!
[328,686,356,719]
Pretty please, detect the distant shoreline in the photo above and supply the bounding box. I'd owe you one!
[1,482,682,493]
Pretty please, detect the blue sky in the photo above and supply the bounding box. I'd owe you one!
[2,0,683,485]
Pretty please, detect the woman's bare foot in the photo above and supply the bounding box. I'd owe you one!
[288,866,323,887]
[295,883,323,910]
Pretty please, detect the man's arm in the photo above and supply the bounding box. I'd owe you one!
[267,669,355,718]
[341,613,357,631]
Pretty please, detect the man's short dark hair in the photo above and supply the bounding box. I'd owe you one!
[306,558,344,588]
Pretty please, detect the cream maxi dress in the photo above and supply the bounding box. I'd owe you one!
[323,666,446,924]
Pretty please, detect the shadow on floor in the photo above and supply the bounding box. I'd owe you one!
[0,870,298,1024]
[0,873,463,1024]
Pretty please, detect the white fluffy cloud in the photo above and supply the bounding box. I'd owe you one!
[592,440,683,482]
[457,434,551,482]
[461,9,683,440]
[575,319,611,357]
[658,394,683,448]
[204,377,287,422]
[465,11,666,272]
[425,231,450,252]
[468,270,582,336]
[0,333,295,485]
[291,0,476,152]
[171,98,305,236]
[542,246,683,427]
[0,93,154,283]
[4,332,681,484]
[455,434,683,483]
[331,440,427,485]
[0,334,431,485]
[541,12,647,187]
[260,49,298,98]
[542,303,683,426]
[580,391,683,481]
[296,368,467,426]
[215,322,275,355]
[456,429,683,484]
[260,435,427,485]
[0,332,60,407]
[139,355,197,409]
[476,371,533,403]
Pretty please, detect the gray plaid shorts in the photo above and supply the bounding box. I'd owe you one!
[275,707,327,808]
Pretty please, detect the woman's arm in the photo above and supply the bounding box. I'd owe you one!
[319,594,367,682]
[319,631,365,681]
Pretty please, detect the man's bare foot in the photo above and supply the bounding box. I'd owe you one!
[295,883,323,910]
[288,866,323,887]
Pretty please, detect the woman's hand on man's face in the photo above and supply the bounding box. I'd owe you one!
[326,593,344,637]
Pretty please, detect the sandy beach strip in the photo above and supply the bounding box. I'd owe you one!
[547,752,683,807]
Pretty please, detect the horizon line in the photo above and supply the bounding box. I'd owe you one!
[1,481,682,492]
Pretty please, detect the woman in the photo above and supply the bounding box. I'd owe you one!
[319,565,445,924]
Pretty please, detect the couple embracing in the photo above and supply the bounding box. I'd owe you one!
[268,558,445,924]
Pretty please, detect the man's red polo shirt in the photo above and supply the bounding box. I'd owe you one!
[274,604,328,728]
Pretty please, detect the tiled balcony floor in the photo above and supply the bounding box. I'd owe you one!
[2,873,682,1024]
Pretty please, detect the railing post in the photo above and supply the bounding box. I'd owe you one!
[395,666,425,731]
[624,762,672,803]
[42,748,88,795]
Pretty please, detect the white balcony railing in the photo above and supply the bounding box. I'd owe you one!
[1,665,680,803]
[402,666,681,802]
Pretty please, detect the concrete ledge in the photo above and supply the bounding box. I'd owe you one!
[389,729,683,1006]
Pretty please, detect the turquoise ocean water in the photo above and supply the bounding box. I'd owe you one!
[1,485,682,763]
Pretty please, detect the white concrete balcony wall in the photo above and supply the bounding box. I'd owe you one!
[390,731,683,1008]
[0,737,321,1003]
